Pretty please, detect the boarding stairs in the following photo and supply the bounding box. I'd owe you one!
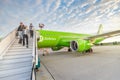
[0,29,38,80]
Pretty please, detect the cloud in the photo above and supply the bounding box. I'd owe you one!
[52,0,61,12]
[45,0,55,12]
[66,0,74,7]
[36,0,42,5]
[0,0,120,39]
[81,2,89,8]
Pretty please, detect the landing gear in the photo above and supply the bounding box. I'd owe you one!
[89,48,93,53]
[85,48,93,53]
[42,53,45,56]
[68,48,72,52]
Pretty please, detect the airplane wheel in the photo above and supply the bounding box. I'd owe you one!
[42,53,45,56]
[85,49,89,53]
[89,48,93,53]
[68,48,72,52]
[85,48,93,53]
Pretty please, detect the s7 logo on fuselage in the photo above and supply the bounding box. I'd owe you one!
[39,35,43,42]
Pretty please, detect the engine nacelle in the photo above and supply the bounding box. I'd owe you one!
[70,39,92,52]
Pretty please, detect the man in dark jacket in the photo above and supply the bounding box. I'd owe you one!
[17,22,24,43]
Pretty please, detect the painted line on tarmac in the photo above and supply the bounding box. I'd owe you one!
[41,61,55,80]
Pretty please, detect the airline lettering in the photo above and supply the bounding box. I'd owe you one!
[44,37,56,40]
[39,35,56,42]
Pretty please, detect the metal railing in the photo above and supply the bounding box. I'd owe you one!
[0,28,17,59]
[31,29,38,80]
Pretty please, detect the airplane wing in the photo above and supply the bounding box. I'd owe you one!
[85,30,120,40]
[95,42,120,46]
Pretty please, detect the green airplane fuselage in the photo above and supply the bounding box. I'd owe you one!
[37,30,104,52]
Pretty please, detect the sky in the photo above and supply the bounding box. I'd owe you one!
[0,0,120,41]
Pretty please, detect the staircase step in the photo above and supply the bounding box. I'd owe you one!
[0,57,32,64]
[0,66,32,78]
[11,44,33,47]
[0,72,31,80]
[13,42,33,45]
[10,46,33,49]
[11,46,33,49]
[3,54,32,59]
[0,61,32,71]
[5,52,32,56]
[8,49,32,52]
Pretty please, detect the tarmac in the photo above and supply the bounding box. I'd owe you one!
[36,46,120,80]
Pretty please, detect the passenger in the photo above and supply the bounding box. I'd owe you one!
[23,26,29,48]
[39,23,44,30]
[29,23,34,38]
[17,22,24,44]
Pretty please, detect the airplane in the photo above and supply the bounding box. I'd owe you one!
[36,24,120,53]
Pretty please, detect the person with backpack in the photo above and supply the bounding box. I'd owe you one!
[17,22,24,44]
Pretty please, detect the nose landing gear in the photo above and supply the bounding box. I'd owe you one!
[68,48,72,52]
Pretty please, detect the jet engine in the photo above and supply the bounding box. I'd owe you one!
[70,39,92,52]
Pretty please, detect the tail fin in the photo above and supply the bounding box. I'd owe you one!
[97,24,103,35]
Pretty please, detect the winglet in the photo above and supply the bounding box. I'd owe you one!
[97,24,103,35]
